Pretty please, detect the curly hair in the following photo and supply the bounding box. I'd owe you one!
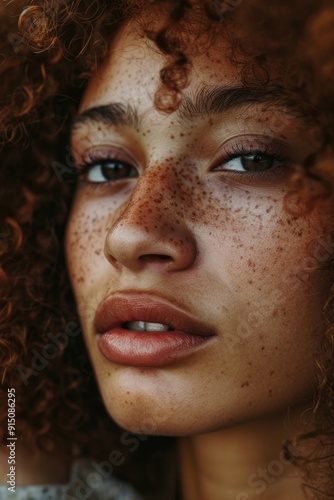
[2,0,334,497]
[0,0,121,456]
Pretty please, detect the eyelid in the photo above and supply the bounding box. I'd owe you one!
[72,144,140,172]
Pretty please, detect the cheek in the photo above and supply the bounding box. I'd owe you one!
[65,195,113,290]
[197,187,333,332]
[202,181,331,277]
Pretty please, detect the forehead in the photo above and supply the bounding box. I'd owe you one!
[80,21,240,112]
[76,16,312,146]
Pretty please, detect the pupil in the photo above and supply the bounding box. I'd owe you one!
[241,154,273,171]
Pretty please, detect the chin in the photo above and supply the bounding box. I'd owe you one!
[100,393,234,438]
[102,400,182,436]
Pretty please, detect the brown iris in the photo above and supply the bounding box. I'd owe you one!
[241,154,274,171]
[101,161,136,180]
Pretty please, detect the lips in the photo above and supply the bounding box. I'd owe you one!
[94,293,215,367]
[95,293,213,336]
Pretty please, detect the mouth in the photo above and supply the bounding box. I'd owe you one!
[94,293,216,367]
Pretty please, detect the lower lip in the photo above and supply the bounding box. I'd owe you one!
[98,328,213,367]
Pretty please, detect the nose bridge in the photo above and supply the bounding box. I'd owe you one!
[123,164,173,225]
[104,162,197,271]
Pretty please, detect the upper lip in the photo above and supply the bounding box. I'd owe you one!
[94,292,215,337]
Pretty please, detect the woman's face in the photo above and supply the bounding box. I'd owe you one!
[66,21,334,436]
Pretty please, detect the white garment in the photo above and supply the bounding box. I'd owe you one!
[0,459,143,499]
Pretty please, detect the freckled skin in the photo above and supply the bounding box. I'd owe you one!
[66,23,334,438]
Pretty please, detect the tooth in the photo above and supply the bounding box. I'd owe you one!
[126,321,170,332]
[145,322,170,332]
[127,321,146,331]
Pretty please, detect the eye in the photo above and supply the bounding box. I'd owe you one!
[223,153,279,173]
[83,160,138,183]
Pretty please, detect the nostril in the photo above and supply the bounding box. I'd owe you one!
[139,254,173,264]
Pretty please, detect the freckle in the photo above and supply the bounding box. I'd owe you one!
[241,381,249,388]
[261,346,265,350]
[270,371,274,376]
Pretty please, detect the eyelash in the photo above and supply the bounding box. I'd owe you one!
[216,143,289,175]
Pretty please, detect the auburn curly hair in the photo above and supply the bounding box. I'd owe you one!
[2,0,334,497]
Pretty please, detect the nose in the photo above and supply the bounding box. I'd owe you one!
[104,167,197,272]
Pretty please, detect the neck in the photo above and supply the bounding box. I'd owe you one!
[178,407,312,500]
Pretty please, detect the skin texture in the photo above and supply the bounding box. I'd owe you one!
[66,21,334,499]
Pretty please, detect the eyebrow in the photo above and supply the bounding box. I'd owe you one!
[178,84,308,121]
[72,102,140,131]
[71,84,309,133]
